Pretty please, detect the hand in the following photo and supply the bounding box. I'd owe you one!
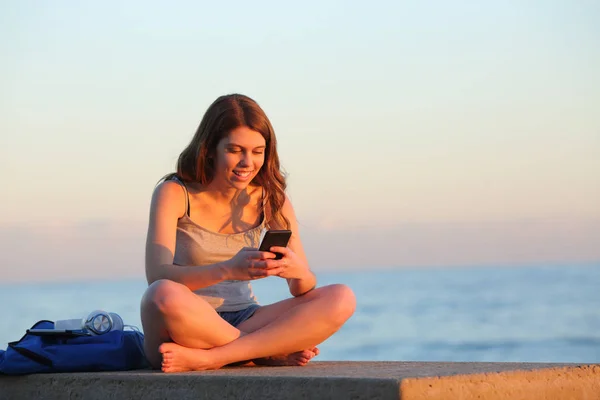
[264,246,309,280]
[225,247,280,281]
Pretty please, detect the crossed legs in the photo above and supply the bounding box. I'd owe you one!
[140,279,356,372]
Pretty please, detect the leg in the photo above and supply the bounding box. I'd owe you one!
[236,294,327,367]
[140,279,243,369]
[159,283,356,372]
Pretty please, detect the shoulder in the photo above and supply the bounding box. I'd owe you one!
[150,178,187,218]
[153,178,186,199]
[280,193,298,221]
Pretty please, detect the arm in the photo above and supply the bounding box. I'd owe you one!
[145,180,231,290]
[274,195,317,297]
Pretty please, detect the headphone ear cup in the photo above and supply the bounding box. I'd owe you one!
[84,310,113,335]
[85,310,106,322]
[109,313,124,331]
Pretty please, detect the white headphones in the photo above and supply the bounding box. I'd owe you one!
[55,310,125,335]
[83,310,124,335]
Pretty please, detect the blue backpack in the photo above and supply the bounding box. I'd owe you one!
[0,320,149,375]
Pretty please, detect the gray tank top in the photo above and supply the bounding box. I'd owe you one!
[170,177,266,312]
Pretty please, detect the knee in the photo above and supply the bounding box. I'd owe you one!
[324,284,356,324]
[141,279,189,315]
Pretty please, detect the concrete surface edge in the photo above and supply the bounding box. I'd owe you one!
[1,375,399,400]
[1,362,598,400]
[401,365,600,400]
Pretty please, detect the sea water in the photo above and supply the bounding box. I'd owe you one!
[1,264,599,363]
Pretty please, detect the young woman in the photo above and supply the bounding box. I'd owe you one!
[140,94,356,372]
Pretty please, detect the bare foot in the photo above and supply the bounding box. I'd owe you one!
[253,347,320,367]
[159,342,221,373]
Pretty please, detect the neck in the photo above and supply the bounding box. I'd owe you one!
[202,181,251,205]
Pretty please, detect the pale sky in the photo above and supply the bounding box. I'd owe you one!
[1,1,599,282]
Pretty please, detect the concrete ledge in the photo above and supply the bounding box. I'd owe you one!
[1,361,598,400]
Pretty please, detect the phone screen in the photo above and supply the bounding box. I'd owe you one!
[258,230,292,260]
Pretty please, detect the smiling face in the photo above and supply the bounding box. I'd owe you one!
[211,126,267,190]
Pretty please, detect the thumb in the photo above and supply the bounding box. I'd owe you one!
[240,246,258,252]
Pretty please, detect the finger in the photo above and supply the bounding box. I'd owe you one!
[262,259,286,269]
[263,259,287,270]
[240,247,258,252]
[246,257,280,269]
[259,251,277,259]
[248,268,268,279]
[248,260,269,270]
[269,246,289,255]
[265,267,284,276]
[246,251,277,260]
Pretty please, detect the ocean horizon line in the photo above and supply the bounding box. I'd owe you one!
[2,261,599,287]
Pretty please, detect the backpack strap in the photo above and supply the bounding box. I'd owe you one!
[7,320,55,367]
[8,343,53,367]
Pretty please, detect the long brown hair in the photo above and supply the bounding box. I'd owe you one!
[165,94,289,229]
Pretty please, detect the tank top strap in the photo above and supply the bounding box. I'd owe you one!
[169,175,190,217]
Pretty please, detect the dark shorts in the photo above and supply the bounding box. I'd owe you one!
[217,304,261,327]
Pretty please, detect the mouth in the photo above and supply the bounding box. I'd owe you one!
[233,170,254,179]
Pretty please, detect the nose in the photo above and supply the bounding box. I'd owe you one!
[239,151,251,167]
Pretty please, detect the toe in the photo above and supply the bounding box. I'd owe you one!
[163,364,178,373]
[158,343,170,354]
[301,350,314,357]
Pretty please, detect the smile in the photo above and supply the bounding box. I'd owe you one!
[233,170,253,178]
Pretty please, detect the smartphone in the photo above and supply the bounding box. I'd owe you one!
[27,329,92,337]
[258,230,292,260]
